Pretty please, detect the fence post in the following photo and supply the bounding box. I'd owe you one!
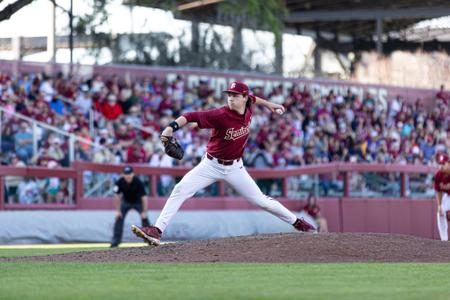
[89,109,95,137]
[73,161,83,208]
[343,171,349,197]
[69,134,75,163]
[32,122,38,157]
[282,177,288,197]
[150,175,157,197]
[314,174,319,196]
[400,173,407,197]
[0,175,4,210]
[219,181,225,197]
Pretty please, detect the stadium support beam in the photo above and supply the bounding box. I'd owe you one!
[376,18,383,54]
[69,0,73,71]
[47,1,56,64]
[284,6,450,22]
[314,30,322,76]
[177,0,223,11]
[316,38,450,54]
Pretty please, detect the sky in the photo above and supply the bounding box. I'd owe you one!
[0,0,314,74]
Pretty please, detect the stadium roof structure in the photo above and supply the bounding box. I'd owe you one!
[124,0,450,54]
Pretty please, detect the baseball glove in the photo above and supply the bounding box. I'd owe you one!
[160,135,184,160]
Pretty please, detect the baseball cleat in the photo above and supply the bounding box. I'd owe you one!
[293,218,316,233]
[131,225,161,246]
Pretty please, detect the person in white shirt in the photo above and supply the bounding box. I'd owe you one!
[149,149,174,195]
[39,78,55,102]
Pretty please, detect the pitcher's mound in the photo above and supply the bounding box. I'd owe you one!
[8,233,450,263]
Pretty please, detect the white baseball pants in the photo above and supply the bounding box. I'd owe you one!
[154,155,297,232]
[437,193,450,241]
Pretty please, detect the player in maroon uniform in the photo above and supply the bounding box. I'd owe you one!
[132,81,315,245]
[435,152,450,241]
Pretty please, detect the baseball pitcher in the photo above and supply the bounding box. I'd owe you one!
[132,81,315,246]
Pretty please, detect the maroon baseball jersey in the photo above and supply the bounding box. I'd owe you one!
[302,204,320,219]
[434,170,450,193]
[183,106,253,160]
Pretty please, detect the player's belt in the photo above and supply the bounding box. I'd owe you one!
[206,153,240,166]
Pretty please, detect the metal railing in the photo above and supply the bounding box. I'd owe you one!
[0,106,112,164]
[0,161,438,209]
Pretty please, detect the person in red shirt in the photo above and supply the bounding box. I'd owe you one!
[436,84,449,104]
[131,81,315,246]
[435,152,450,241]
[302,192,328,233]
[116,124,136,148]
[126,140,147,163]
[101,94,123,121]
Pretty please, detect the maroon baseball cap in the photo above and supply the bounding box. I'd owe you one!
[437,153,450,165]
[223,81,249,95]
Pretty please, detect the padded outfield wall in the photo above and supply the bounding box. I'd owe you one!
[0,162,441,244]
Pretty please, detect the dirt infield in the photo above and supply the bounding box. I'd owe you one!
[4,233,450,263]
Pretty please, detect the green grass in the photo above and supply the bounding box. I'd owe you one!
[0,247,105,258]
[0,247,449,300]
[1,261,450,300]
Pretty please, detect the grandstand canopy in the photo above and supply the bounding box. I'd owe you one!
[124,0,450,54]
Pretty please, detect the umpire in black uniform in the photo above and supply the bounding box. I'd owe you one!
[111,166,150,248]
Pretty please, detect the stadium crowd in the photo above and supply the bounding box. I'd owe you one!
[0,71,448,168]
[0,71,448,202]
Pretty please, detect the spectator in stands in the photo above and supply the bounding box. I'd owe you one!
[95,127,115,145]
[436,84,448,104]
[101,93,123,121]
[17,177,42,204]
[122,85,142,115]
[14,121,33,163]
[1,116,18,152]
[5,154,25,203]
[302,192,328,233]
[39,76,55,102]
[56,179,70,204]
[62,114,80,132]
[93,138,115,164]
[269,181,282,197]
[269,84,284,105]
[74,84,92,115]
[1,70,449,172]
[126,140,147,163]
[77,126,93,154]
[149,148,174,196]
[116,123,136,148]
[246,144,274,168]
[47,137,65,165]
[42,160,61,203]
[90,74,105,93]
[172,75,185,102]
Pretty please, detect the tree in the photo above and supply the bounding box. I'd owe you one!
[125,0,287,73]
[0,0,287,74]
[0,0,34,22]
[219,0,287,74]
[72,0,112,63]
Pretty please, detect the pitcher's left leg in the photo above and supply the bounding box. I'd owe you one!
[225,166,297,225]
